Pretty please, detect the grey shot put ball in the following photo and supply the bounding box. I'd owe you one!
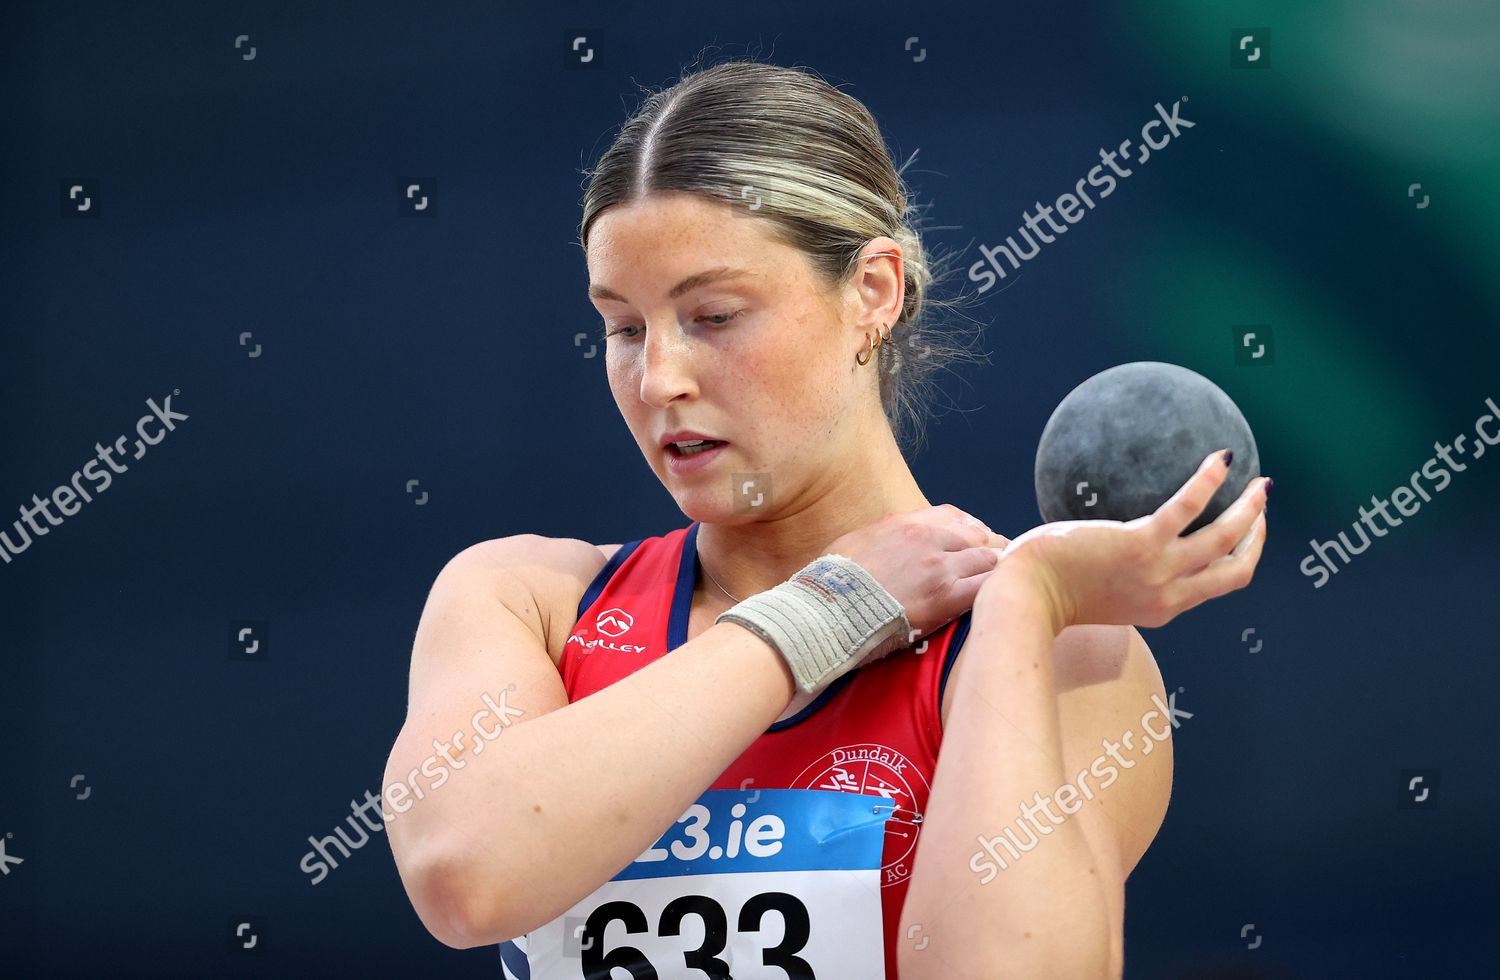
[1034,361,1260,536]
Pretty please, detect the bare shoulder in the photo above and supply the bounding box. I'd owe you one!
[942,621,1165,737]
[939,622,1165,744]
[443,534,620,667]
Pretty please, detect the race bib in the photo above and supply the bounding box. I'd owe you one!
[502,788,892,979]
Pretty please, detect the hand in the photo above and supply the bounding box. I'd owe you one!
[826,504,1011,643]
[988,450,1270,630]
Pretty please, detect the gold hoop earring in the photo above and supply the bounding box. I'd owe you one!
[856,322,890,366]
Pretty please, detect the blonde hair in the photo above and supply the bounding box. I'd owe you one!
[578,53,989,457]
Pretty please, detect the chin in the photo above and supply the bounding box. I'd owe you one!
[670,493,759,526]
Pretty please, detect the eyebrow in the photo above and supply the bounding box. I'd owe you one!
[588,266,761,304]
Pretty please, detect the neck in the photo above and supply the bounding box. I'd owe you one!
[694,423,930,601]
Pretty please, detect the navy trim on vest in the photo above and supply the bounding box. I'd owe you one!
[937,609,975,724]
[576,537,645,622]
[767,670,857,731]
[672,521,856,731]
[667,521,702,651]
[497,939,530,978]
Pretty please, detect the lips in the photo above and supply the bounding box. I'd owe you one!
[665,439,726,457]
[660,429,724,450]
[662,439,730,473]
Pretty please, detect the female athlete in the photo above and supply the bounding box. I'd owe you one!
[383,58,1270,979]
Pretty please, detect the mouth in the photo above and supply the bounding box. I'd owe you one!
[665,439,728,459]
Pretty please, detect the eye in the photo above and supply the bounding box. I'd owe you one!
[600,310,745,340]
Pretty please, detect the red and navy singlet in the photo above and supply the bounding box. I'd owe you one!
[499,520,973,979]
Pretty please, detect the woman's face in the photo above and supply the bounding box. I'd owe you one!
[586,191,877,520]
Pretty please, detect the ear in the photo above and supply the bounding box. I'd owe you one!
[851,239,906,341]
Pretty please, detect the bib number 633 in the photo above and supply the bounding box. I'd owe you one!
[580,891,813,979]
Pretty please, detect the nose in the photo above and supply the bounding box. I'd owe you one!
[638,320,699,407]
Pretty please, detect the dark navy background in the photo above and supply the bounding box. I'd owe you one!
[3,1,1497,977]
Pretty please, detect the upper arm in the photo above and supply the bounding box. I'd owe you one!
[393,535,581,755]
[383,534,606,937]
[1054,624,1172,977]
[937,622,1170,976]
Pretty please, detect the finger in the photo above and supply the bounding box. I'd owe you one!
[1171,475,1271,576]
[1182,511,1266,602]
[883,506,987,554]
[1229,508,1265,558]
[1197,508,1266,572]
[948,563,994,614]
[1152,450,1234,541]
[898,521,984,557]
[906,504,1002,549]
[950,545,1000,580]
[942,503,997,536]
[898,504,978,529]
[906,502,988,527]
[945,506,1010,549]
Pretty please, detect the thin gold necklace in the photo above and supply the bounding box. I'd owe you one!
[698,549,741,603]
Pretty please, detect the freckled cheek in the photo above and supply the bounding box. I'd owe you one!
[604,345,644,390]
[726,348,828,441]
[604,363,651,444]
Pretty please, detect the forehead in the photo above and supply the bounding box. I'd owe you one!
[586,192,791,283]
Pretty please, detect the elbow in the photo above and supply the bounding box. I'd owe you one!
[395,840,518,950]
[440,897,515,951]
[417,896,484,951]
[421,882,500,951]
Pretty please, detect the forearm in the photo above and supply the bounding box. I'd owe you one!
[388,621,794,947]
[899,567,1113,978]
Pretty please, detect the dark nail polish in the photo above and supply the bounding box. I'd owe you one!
[1221,449,1234,467]
[1265,477,1273,498]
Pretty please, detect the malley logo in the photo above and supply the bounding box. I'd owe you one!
[566,608,650,655]
[792,743,928,888]
[596,607,633,637]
